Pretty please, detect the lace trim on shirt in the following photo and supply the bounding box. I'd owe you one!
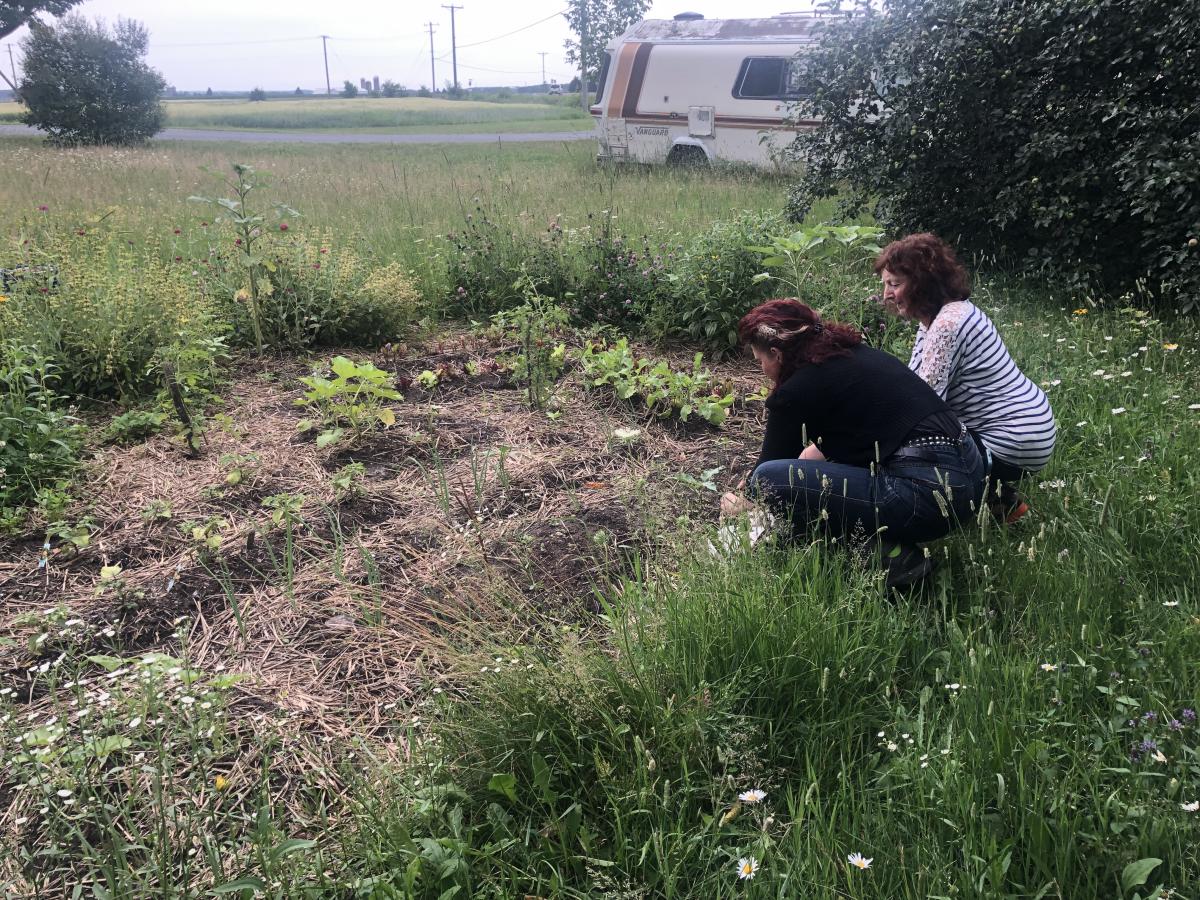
[913,301,972,399]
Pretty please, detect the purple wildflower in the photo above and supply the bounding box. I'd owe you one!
[1169,719,1183,731]
[1140,738,1158,752]
[1182,709,1197,724]
[1142,711,1158,724]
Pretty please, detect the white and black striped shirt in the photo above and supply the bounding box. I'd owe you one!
[909,301,1056,472]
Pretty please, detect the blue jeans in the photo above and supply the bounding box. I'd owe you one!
[749,432,986,545]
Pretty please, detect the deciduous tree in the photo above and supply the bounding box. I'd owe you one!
[19,15,166,146]
[787,0,1200,308]
[563,0,650,111]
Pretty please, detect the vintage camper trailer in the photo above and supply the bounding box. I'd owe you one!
[590,12,824,168]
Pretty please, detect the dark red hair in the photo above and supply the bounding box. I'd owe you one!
[873,233,971,322]
[737,298,862,387]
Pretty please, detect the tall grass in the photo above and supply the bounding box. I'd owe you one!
[0,139,792,300]
[338,291,1200,898]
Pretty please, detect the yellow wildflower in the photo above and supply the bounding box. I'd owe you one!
[214,775,229,791]
[1072,308,1088,316]
[1163,343,1179,351]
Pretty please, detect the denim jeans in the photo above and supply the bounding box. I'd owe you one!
[749,432,986,545]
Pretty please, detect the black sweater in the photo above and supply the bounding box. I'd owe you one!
[755,345,958,470]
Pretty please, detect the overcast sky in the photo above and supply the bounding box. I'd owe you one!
[3,1,819,92]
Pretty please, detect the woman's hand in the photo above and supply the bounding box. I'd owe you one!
[721,491,756,519]
[799,443,826,462]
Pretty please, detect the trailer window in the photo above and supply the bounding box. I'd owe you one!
[733,57,812,100]
[596,52,613,103]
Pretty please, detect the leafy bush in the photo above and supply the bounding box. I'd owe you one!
[202,229,422,350]
[747,222,904,345]
[101,409,167,445]
[645,211,781,350]
[570,220,675,329]
[581,338,734,426]
[295,356,402,449]
[786,0,1200,310]
[18,15,166,146]
[0,346,82,515]
[0,226,215,400]
[445,204,573,317]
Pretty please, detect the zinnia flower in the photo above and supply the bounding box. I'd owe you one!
[847,852,873,870]
[736,857,759,880]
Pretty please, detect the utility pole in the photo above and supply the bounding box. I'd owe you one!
[425,22,437,92]
[579,5,589,112]
[442,4,462,92]
[2,44,17,94]
[538,51,548,89]
[320,35,331,95]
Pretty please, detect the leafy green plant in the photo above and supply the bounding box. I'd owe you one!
[295,356,402,448]
[581,339,734,426]
[644,211,781,351]
[492,276,570,411]
[0,345,82,516]
[189,163,300,354]
[330,462,366,498]
[101,408,167,445]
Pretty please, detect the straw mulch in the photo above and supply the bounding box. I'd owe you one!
[0,332,764,820]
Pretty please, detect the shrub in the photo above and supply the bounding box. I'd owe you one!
[248,87,267,102]
[0,346,83,515]
[786,0,1200,310]
[18,15,166,146]
[570,218,675,329]
[1,227,214,400]
[645,211,781,350]
[202,229,422,350]
[445,205,572,317]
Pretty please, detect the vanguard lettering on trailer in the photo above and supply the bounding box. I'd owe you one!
[589,12,826,169]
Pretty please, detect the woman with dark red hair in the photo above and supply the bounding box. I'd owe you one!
[874,233,1056,522]
[720,298,985,590]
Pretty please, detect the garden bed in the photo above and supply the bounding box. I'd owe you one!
[0,329,764,848]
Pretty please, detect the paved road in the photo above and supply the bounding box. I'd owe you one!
[0,124,596,145]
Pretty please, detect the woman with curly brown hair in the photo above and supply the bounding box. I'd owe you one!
[875,233,1056,522]
[720,298,985,590]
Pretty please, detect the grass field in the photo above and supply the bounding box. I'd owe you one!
[0,138,788,300]
[0,96,592,132]
[0,137,1198,898]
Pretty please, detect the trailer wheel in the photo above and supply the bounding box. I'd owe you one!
[667,145,708,168]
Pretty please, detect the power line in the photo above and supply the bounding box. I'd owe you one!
[456,9,567,49]
[156,36,318,48]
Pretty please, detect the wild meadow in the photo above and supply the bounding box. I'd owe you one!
[0,136,1198,899]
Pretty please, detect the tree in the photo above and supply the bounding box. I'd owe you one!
[786,0,1200,309]
[19,15,165,146]
[341,79,358,98]
[249,86,267,101]
[0,0,82,41]
[563,0,650,111]
[380,79,403,98]
[0,0,83,91]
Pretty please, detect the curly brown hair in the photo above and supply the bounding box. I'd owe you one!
[873,233,971,322]
[737,298,862,388]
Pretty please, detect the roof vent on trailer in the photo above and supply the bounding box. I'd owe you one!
[673,11,705,20]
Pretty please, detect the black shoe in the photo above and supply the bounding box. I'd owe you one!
[881,541,938,591]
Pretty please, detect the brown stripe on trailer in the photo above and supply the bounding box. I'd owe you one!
[605,41,644,118]
[622,113,821,130]
[621,43,655,119]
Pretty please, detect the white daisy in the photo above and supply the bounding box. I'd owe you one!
[847,852,873,870]
[736,857,759,880]
[738,789,766,805]
[1181,801,1199,812]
